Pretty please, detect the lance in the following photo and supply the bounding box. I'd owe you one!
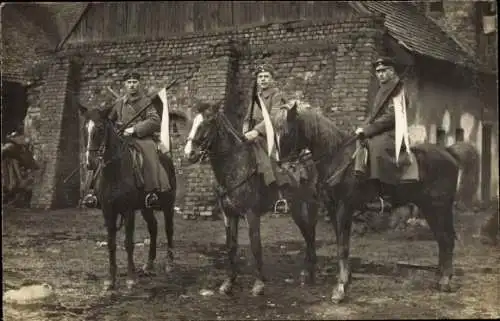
[63,77,181,184]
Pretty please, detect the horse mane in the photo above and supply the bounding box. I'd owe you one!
[275,106,348,153]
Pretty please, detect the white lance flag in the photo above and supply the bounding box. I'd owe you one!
[393,86,412,164]
[256,93,279,160]
[157,87,170,154]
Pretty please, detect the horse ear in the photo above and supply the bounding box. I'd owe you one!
[78,103,88,117]
[287,102,298,120]
[99,106,112,119]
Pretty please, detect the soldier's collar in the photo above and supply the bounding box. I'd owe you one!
[125,93,142,103]
[260,87,278,98]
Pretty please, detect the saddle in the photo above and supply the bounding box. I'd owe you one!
[354,142,420,183]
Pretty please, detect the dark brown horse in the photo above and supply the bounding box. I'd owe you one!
[79,104,180,292]
[183,102,319,296]
[276,104,479,303]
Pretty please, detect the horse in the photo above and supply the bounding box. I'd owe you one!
[2,134,39,206]
[79,104,181,292]
[276,104,479,303]
[183,102,319,296]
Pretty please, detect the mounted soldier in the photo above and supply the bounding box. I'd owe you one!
[82,71,172,209]
[354,56,419,187]
[243,64,295,214]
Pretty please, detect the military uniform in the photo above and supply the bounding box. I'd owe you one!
[108,92,171,193]
[243,65,293,188]
[82,72,170,208]
[358,57,418,185]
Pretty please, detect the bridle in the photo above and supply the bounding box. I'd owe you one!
[189,111,258,198]
[191,111,250,161]
[86,118,130,170]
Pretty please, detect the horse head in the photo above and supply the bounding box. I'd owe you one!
[79,103,114,171]
[183,101,220,164]
[275,103,308,160]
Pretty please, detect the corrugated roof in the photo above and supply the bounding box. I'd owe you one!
[358,1,486,73]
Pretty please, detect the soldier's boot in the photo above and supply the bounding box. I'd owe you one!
[354,144,369,178]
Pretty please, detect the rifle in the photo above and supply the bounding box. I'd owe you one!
[247,79,259,130]
[63,77,180,184]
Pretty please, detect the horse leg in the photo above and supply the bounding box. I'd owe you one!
[291,200,318,286]
[219,212,239,295]
[418,201,455,292]
[162,194,175,273]
[140,208,158,275]
[247,211,265,296]
[124,211,137,290]
[103,212,118,292]
[331,200,354,304]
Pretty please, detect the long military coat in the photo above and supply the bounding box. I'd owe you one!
[109,92,171,192]
[362,77,413,184]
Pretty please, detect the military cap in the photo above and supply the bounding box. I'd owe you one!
[372,56,397,69]
[254,63,275,77]
[123,71,141,81]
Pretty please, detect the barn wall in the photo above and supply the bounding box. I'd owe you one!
[403,58,498,202]
[27,16,385,213]
[65,1,359,45]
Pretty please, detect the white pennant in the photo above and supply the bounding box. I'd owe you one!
[256,93,278,159]
[393,87,412,164]
[158,88,170,153]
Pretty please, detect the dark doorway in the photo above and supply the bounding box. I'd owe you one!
[1,81,29,139]
[436,128,447,146]
[481,123,492,202]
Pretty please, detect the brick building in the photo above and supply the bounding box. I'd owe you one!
[3,1,496,211]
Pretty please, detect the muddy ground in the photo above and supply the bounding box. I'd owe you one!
[2,206,499,320]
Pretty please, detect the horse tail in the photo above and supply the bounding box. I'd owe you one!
[446,142,480,205]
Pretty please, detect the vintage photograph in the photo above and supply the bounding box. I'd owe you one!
[2,1,498,320]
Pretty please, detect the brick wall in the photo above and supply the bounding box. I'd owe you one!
[26,15,385,212]
[28,57,81,209]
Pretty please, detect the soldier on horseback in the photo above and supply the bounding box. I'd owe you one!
[243,64,294,214]
[82,71,171,209]
[354,56,419,187]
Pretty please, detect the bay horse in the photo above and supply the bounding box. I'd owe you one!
[79,104,181,292]
[183,102,319,296]
[276,104,479,303]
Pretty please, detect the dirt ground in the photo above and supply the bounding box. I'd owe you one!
[2,206,499,320]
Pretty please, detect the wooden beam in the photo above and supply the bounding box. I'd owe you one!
[56,3,91,51]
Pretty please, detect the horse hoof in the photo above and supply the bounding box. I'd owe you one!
[141,263,155,276]
[437,281,452,292]
[126,279,136,291]
[331,284,346,304]
[164,263,175,274]
[102,280,115,292]
[300,270,315,286]
[219,279,233,295]
[251,280,265,296]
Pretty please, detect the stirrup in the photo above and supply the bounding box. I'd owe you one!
[82,194,98,208]
[145,192,160,209]
[273,198,289,214]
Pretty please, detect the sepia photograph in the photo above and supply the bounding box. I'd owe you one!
[1,1,498,320]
